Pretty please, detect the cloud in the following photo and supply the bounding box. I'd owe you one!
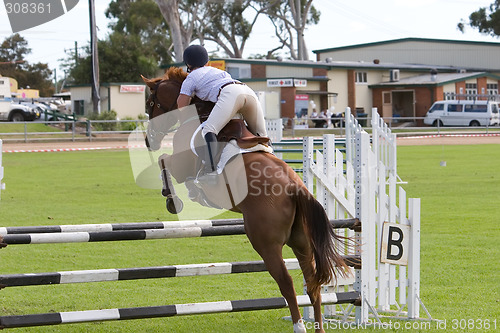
[348,21,368,33]
[392,0,438,8]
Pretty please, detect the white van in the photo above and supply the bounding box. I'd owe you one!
[424,100,500,127]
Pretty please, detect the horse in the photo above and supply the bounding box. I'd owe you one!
[141,67,350,333]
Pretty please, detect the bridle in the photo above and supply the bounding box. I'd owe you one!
[145,80,182,144]
[146,80,179,118]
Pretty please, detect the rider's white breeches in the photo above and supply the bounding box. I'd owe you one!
[201,84,268,138]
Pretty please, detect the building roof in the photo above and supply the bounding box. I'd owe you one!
[369,72,500,88]
[312,37,500,54]
[165,56,463,73]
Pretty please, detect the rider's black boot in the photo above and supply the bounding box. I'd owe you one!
[197,132,219,184]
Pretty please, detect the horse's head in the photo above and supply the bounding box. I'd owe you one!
[141,67,188,150]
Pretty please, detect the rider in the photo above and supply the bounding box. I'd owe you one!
[177,45,268,178]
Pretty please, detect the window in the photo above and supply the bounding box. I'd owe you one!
[429,103,444,113]
[487,83,498,96]
[448,104,463,112]
[465,83,477,100]
[383,92,391,104]
[226,64,251,79]
[355,72,367,84]
[464,104,487,113]
[492,104,499,114]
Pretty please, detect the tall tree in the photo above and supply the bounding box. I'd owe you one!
[106,0,172,64]
[64,0,168,84]
[155,0,264,60]
[0,34,54,96]
[458,1,500,36]
[154,0,193,62]
[65,33,159,84]
[195,1,263,58]
[262,0,320,60]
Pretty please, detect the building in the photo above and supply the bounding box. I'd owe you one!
[0,76,11,115]
[164,57,468,125]
[140,38,500,125]
[369,71,500,124]
[313,37,500,122]
[68,83,146,119]
[313,37,500,72]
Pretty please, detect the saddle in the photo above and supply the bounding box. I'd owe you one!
[217,119,271,149]
[192,98,270,149]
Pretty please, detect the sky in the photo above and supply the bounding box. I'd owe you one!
[0,0,498,83]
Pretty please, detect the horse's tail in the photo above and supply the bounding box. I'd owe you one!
[295,186,350,294]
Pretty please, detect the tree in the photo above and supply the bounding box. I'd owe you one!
[64,0,168,84]
[195,1,264,58]
[154,0,188,62]
[0,33,30,64]
[66,33,159,84]
[458,1,500,36]
[106,0,171,64]
[262,0,320,60]
[154,0,319,60]
[155,0,264,60]
[0,34,54,96]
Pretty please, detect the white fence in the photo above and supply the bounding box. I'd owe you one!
[302,108,423,323]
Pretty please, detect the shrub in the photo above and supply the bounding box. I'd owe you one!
[88,110,118,131]
[120,117,139,131]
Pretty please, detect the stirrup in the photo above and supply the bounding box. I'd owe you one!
[196,168,218,185]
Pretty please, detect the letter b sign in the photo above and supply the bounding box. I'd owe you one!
[380,222,410,265]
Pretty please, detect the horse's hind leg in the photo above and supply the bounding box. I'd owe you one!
[256,246,306,332]
[289,232,326,333]
[244,218,305,332]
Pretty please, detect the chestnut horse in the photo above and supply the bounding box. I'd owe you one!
[142,67,349,333]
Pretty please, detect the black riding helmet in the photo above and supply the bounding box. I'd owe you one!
[183,45,209,71]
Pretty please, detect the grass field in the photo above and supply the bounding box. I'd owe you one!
[0,143,499,332]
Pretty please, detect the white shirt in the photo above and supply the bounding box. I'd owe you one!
[180,66,234,103]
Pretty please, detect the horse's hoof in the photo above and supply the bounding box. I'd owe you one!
[293,319,306,333]
[166,196,183,214]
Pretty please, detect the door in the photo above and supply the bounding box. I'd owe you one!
[382,91,392,120]
[445,103,463,126]
[391,90,415,122]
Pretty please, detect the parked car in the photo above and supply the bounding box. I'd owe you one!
[19,102,46,119]
[424,100,500,127]
[0,103,40,121]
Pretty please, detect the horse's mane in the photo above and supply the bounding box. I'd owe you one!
[161,67,188,83]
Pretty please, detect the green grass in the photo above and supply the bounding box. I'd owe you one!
[0,145,499,332]
[0,123,64,134]
[397,144,500,329]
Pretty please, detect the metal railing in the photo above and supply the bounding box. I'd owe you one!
[0,119,148,143]
[287,116,500,137]
[0,117,499,143]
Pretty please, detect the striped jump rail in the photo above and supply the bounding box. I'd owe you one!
[0,256,361,289]
[0,292,361,329]
[0,225,246,245]
[0,218,360,236]
[0,218,244,236]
